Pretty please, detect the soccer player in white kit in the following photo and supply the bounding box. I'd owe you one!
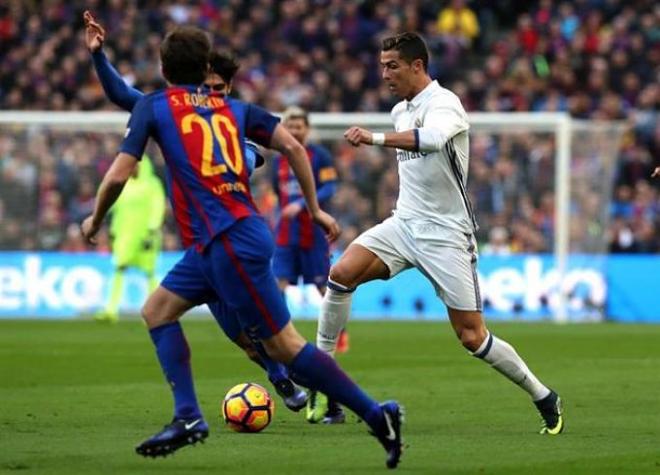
[318,32,564,435]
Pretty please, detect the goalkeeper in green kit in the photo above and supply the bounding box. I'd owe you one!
[95,156,166,322]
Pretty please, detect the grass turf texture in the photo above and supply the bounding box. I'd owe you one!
[1,320,659,474]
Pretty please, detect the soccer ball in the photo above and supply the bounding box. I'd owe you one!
[222,383,274,433]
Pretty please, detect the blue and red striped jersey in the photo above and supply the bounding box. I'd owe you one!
[120,85,279,249]
[272,143,337,249]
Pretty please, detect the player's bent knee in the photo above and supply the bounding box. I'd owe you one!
[141,287,191,329]
[457,327,488,352]
[328,263,358,288]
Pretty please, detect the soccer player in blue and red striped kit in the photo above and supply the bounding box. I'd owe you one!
[80,26,404,468]
[83,10,307,414]
[271,106,348,424]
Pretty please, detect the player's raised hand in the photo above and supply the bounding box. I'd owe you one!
[311,210,341,243]
[344,126,371,147]
[652,167,660,178]
[80,215,101,245]
[83,10,105,53]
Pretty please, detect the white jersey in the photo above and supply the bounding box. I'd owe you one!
[390,80,477,233]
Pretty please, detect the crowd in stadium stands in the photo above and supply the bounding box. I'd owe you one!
[0,0,658,254]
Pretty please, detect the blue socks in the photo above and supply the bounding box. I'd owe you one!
[149,322,202,420]
[147,324,384,431]
[250,337,289,384]
[291,343,383,430]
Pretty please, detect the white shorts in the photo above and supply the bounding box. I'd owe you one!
[353,216,482,311]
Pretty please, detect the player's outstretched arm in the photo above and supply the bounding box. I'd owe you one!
[270,124,340,242]
[344,126,418,151]
[81,152,138,244]
[344,106,468,152]
[84,10,143,111]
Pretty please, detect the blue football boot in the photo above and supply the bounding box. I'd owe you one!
[370,401,404,469]
[271,378,308,412]
[135,417,208,457]
[322,399,346,424]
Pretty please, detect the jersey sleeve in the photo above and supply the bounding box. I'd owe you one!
[417,101,469,152]
[244,103,281,148]
[119,96,154,159]
[316,146,337,202]
[315,146,338,184]
[244,139,266,177]
[92,50,143,112]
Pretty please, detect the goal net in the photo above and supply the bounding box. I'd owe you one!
[0,112,626,321]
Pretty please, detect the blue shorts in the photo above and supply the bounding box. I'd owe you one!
[207,300,242,342]
[162,217,291,340]
[272,243,330,287]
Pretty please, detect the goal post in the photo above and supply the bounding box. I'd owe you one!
[0,111,626,321]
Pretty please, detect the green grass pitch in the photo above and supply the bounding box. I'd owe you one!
[1,320,660,474]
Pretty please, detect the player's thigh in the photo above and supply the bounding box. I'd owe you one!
[272,245,299,286]
[137,235,161,272]
[136,249,158,274]
[300,243,331,288]
[418,245,481,311]
[203,217,291,341]
[151,247,216,326]
[207,300,261,362]
[161,248,216,303]
[142,285,196,329]
[207,300,242,342]
[112,238,141,268]
[332,218,412,288]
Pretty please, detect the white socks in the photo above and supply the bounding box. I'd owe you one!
[473,332,551,401]
[317,281,353,357]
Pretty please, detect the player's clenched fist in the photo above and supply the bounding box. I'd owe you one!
[80,215,100,244]
[344,126,372,147]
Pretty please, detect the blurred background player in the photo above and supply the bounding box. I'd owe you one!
[324,32,563,436]
[80,26,403,467]
[83,11,307,411]
[95,156,165,322]
[271,106,347,424]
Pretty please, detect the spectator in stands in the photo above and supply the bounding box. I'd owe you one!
[482,227,512,255]
[0,0,656,254]
[437,0,480,47]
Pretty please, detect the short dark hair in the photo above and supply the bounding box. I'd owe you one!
[382,32,429,71]
[209,51,240,83]
[160,26,210,85]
